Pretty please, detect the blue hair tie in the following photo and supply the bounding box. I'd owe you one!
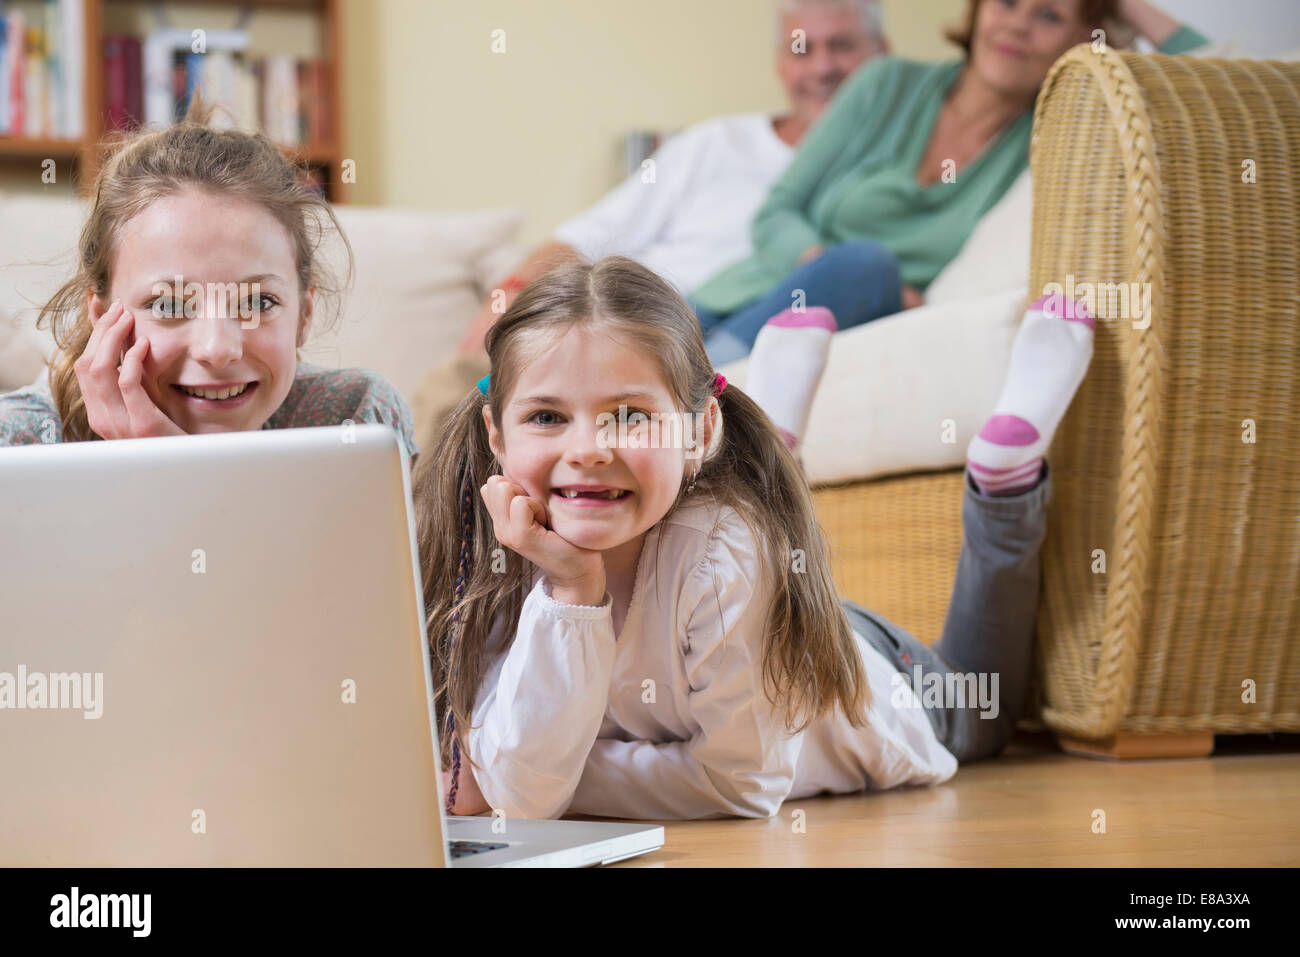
[477,374,490,396]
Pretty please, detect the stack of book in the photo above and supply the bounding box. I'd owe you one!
[112,26,331,145]
[1,5,332,147]
[0,0,86,139]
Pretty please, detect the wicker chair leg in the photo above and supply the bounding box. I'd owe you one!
[1056,732,1215,760]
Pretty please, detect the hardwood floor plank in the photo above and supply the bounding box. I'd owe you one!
[563,734,1300,866]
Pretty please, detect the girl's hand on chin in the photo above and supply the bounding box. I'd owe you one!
[74,300,187,440]
[479,474,607,604]
[441,763,489,816]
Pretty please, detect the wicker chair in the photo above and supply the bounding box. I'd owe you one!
[811,45,1300,758]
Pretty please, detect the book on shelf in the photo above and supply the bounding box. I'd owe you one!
[131,26,330,148]
[0,6,334,151]
[0,0,85,139]
[142,27,248,128]
[103,33,142,132]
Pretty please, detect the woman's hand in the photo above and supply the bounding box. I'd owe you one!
[479,474,607,605]
[796,243,825,267]
[442,762,490,816]
[901,284,926,311]
[74,300,186,440]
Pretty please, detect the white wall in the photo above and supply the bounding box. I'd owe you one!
[1158,0,1300,57]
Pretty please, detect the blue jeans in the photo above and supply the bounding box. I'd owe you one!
[689,239,904,365]
[843,463,1051,763]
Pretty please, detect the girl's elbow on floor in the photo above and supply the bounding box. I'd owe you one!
[724,789,790,821]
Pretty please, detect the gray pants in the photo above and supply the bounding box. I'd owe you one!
[842,464,1050,763]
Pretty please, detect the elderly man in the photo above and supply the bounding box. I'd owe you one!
[414,0,887,450]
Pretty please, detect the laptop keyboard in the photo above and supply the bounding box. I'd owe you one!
[449,838,510,859]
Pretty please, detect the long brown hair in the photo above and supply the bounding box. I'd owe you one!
[414,256,871,776]
[37,90,351,442]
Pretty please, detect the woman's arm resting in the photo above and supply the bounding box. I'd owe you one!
[751,59,894,277]
[1116,0,1183,49]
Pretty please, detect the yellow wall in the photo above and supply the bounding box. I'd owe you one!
[341,0,962,244]
[0,0,961,244]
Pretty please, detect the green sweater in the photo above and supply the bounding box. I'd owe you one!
[691,25,1208,313]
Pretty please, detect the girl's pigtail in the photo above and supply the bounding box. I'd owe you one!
[696,378,869,735]
[443,462,475,816]
[416,384,511,819]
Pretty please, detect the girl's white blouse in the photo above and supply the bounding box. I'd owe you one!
[466,497,959,821]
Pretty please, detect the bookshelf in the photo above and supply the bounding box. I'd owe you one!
[0,0,348,202]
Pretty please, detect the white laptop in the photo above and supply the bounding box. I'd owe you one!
[0,423,663,867]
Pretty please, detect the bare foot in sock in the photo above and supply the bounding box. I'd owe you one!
[967,294,1095,496]
[745,306,837,452]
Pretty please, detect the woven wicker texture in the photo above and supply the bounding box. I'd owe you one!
[1029,46,1300,737]
[812,470,966,645]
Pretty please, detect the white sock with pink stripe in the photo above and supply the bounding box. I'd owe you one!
[967,294,1095,496]
[745,306,838,452]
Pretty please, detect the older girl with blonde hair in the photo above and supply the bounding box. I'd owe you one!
[0,95,417,458]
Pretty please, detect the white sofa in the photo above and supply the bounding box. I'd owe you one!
[0,171,1033,483]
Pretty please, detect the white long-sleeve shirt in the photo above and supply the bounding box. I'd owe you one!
[465,497,958,821]
[551,113,794,295]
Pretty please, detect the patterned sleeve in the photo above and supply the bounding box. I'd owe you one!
[350,370,421,460]
[273,364,421,460]
[0,382,63,447]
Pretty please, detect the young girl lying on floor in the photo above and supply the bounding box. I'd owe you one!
[418,255,1093,820]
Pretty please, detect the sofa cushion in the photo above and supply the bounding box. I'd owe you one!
[925,167,1032,306]
[301,204,524,401]
[711,164,1033,487]
[717,286,1029,485]
[0,191,88,392]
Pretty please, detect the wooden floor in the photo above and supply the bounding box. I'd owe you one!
[569,731,1300,867]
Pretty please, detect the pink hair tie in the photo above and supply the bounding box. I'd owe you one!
[712,373,726,397]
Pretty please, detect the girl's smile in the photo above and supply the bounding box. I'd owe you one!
[170,380,261,408]
[483,325,716,556]
[552,484,634,506]
[95,186,312,435]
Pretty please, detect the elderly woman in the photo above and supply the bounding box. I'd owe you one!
[688,0,1206,365]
